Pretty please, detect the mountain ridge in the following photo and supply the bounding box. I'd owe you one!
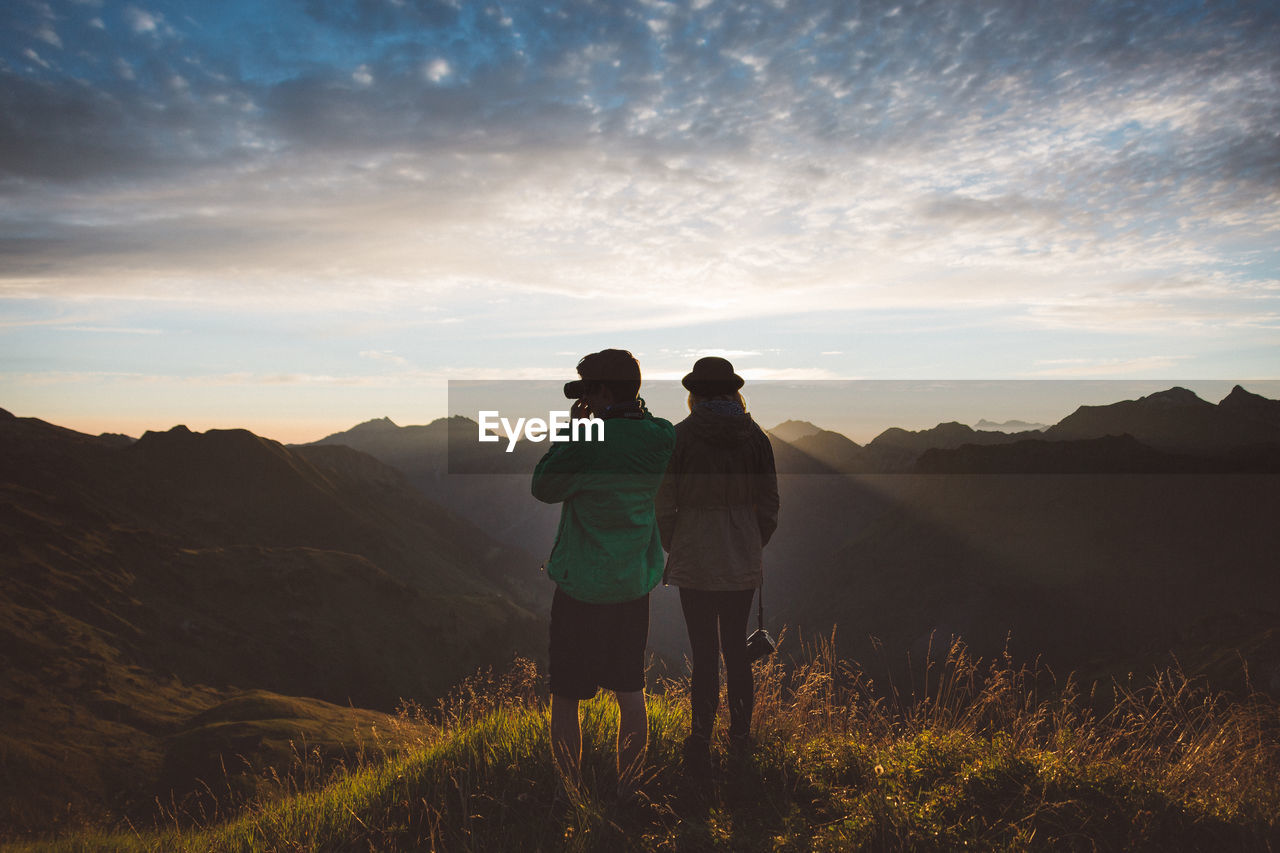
[1043,385,1279,452]
[975,418,1049,432]
[0,413,547,834]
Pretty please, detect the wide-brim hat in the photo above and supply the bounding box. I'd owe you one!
[682,356,745,395]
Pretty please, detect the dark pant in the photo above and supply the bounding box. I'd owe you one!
[549,587,649,700]
[679,587,756,740]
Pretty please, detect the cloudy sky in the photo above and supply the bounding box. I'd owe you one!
[2,0,1277,441]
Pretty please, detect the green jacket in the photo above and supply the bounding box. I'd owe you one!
[531,401,675,604]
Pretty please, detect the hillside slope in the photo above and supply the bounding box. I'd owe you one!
[0,410,546,835]
[17,649,1279,852]
[307,416,560,559]
[763,469,1280,694]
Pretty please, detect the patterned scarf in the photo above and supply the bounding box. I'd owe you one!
[696,399,745,416]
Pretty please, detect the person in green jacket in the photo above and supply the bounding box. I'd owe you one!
[531,348,675,802]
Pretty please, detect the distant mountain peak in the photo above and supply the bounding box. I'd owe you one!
[134,425,307,467]
[934,420,974,434]
[428,415,479,427]
[769,419,823,443]
[310,417,402,445]
[139,424,192,440]
[867,421,979,452]
[1138,387,1208,407]
[353,416,400,431]
[1045,384,1279,451]
[975,418,1048,433]
[137,424,268,448]
[1218,384,1280,427]
[1220,385,1272,407]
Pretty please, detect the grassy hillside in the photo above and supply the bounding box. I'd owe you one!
[15,640,1278,852]
[0,412,548,835]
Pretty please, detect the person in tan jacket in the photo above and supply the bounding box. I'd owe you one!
[656,357,779,767]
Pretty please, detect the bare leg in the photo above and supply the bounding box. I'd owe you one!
[614,689,647,799]
[551,694,582,791]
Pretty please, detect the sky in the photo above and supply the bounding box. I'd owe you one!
[2,0,1278,442]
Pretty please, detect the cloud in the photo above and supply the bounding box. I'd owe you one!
[125,6,159,34]
[0,0,1277,343]
[36,26,61,49]
[20,48,51,69]
[423,58,450,84]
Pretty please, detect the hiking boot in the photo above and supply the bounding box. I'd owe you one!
[728,731,754,756]
[682,734,712,774]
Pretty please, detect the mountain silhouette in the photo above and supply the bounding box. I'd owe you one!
[863,421,1036,471]
[0,412,545,833]
[746,388,1280,712]
[772,387,1280,473]
[1044,386,1280,452]
[1219,384,1280,429]
[768,419,824,443]
[974,418,1049,432]
[778,428,866,472]
[305,415,559,555]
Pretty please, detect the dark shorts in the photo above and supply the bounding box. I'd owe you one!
[549,586,649,700]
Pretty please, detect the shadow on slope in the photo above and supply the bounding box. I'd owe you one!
[765,464,1280,698]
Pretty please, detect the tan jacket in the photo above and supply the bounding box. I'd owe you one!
[656,405,779,590]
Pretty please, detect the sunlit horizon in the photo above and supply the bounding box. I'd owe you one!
[15,377,1279,448]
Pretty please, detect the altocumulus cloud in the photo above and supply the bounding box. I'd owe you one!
[0,0,1277,337]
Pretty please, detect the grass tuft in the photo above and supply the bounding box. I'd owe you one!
[7,637,1278,851]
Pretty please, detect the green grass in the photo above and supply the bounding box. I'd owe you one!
[8,642,1279,852]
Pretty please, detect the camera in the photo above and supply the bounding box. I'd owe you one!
[746,627,776,663]
[563,379,592,399]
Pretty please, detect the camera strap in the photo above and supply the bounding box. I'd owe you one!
[600,398,646,420]
[757,579,765,632]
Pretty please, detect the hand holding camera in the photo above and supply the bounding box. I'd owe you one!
[565,379,597,421]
